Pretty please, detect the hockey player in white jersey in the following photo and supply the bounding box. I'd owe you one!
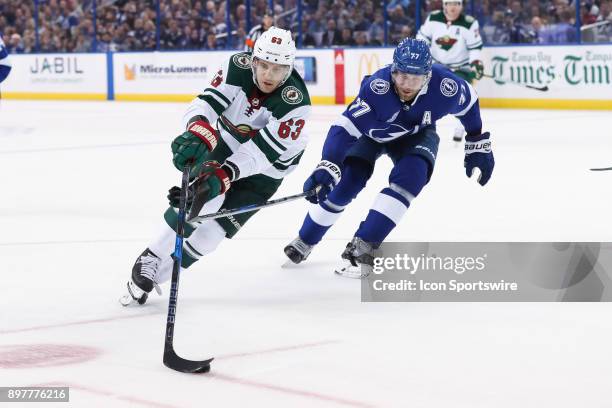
[417,0,484,141]
[121,27,311,305]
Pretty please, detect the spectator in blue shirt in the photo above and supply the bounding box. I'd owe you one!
[545,10,576,43]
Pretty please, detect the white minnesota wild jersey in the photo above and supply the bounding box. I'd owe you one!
[182,52,311,180]
[417,10,483,69]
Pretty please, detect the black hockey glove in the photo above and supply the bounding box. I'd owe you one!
[167,185,194,208]
[168,161,233,214]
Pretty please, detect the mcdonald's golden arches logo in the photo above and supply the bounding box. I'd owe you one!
[358,54,381,80]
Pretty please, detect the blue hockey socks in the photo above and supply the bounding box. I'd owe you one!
[298,160,371,246]
[356,155,428,244]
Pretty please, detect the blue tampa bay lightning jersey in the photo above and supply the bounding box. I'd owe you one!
[0,35,11,84]
[334,64,482,143]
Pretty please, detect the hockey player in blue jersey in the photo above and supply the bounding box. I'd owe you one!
[284,38,494,274]
[0,34,12,84]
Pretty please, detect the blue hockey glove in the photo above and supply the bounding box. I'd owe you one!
[304,160,342,204]
[464,132,494,186]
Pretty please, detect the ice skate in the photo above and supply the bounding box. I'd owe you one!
[334,237,375,279]
[119,248,163,306]
[284,236,314,264]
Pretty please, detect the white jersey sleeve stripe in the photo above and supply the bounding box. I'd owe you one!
[454,82,478,117]
[202,89,230,109]
[333,115,362,138]
[259,127,286,155]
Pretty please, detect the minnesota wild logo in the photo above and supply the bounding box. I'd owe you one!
[224,118,256,137]
[281,86,303,105]
[435,36,458,51]
[232,53,251,69]
[236,124,254,133]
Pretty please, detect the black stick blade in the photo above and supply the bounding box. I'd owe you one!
[163,348,213,373]
[526,85,549,92]
[591,167,612,171]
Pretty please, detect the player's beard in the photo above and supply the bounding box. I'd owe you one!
[395,86,419,102]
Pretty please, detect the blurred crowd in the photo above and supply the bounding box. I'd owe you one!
[0,0,611,53]
[475,0,612,44]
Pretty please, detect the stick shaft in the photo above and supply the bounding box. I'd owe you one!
[189,188,315,223]
[164,166,190,347]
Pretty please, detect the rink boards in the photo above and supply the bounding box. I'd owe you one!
[2,45,611,110]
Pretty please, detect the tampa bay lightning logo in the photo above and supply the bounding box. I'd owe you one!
[368,123,415,140]
[370,78,390,95]
[440,78,458,97]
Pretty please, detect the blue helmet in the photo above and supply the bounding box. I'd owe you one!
[392,38,433,76]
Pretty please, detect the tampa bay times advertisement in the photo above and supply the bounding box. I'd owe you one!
[361,243,612,302]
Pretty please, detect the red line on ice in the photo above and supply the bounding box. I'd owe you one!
[215,340,340,360]
[27,341,376,407]
[210,373,376,408]
[35,382,181,408]
[210,340,376,407]
[0,311,160,335]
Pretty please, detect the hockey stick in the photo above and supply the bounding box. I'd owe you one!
[482,73,549,92]
[456,67,549,92]
[163,166,213,373]
[188,188,317,223]
[590,166,612,171]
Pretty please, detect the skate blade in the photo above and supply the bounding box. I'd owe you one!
[120,281,150,306]
[281,259,294,268]
[119,293,135,307]
[334,264,370,279]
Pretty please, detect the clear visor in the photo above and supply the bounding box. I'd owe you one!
[392,71,428,89]
[252,57,291,82]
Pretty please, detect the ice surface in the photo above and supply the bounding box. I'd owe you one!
[1,100,611,407]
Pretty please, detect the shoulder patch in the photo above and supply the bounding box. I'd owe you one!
[453,14,475,29]
[370,78,390,95]
[281,86,304,105]
[429,10,447,23]
[232,53,251,69]
[440,78,458,97]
